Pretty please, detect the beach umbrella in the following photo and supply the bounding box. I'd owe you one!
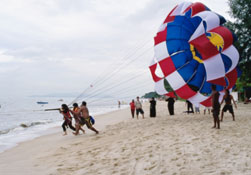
[149,2,240,106]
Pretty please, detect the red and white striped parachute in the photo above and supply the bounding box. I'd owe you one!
[149,2,240,106]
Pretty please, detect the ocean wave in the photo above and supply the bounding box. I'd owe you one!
[0,120,53,135]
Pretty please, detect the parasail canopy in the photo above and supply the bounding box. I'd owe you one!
[149,2,240,107]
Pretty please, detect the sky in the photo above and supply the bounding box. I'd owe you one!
[0,0,232,99]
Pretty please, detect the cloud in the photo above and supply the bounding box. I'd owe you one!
[0,0,231,97]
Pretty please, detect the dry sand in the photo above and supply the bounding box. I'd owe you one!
[0,101,251,175]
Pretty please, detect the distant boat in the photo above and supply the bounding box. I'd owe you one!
[37,101,48,104]
[58,99,64,102]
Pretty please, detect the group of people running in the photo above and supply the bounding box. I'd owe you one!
[60,101,99,135]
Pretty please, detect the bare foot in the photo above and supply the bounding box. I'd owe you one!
[212,126,216,129]
[72,132,78,135]
[63,133,67,136]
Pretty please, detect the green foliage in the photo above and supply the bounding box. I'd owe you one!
[142,91,161,98]
[227,0,251,84]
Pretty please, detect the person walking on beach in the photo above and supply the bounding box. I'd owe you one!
[149,97,156,117]
[118,101,121,108]
[220,89,237,122]
[166,96,175,115]
[71,103,85,135]
[60,104,76,135]
[186,100,194,114]
[211,85,220,129]
[135,96,144,119]
[130,99,135,118]
[71,101,99,134]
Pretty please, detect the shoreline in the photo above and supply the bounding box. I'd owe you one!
[1,101,251,175]
[0,104,129,154]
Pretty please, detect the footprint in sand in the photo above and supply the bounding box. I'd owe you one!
[60,147,67,150]
[71,142,82,146]
[53,153,63,156]
[171,157,179,161]
[160,170,167,174]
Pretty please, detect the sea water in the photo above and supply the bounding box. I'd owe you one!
[0,96,126,153]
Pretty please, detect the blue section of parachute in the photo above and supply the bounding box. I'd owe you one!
[177,59,199,82]
[171,50,193,69]
[188,63,206,89]
[164,9,227,94]
[166,10,202,55]
[221,53,232,72]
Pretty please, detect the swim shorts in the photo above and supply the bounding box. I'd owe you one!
[223,104,234,114]
[84,117,93,128]
[136,108,144,115]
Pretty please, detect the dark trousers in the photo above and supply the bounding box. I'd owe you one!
[187,104,194,113]
[62,120,76,132]
[150,107,156,117]
[168,104,174,115]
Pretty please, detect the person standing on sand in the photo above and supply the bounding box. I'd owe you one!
[195,103,200,114]
[135,96,144,119]
[130,99,135,118]
[70,103,85,135]
[166,96,175,115]
[60,104,76,135]
[71,101,99,134]
[186,100,194,114]
[211,85,220,129]
[220,89,237,122]
[204,106,211,115]
[149,97,156,117]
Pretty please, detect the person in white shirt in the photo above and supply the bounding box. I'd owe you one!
[135,96,144,119]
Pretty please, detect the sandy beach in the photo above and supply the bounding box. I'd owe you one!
[0,101,251,175]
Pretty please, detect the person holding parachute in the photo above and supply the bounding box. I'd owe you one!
[70,101,99,134]
[60,104,76,135]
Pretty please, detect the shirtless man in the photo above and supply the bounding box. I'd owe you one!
[211,85,220,129]
[71,101,99,134]
[71,103,85,135]
[220,89,237,121]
